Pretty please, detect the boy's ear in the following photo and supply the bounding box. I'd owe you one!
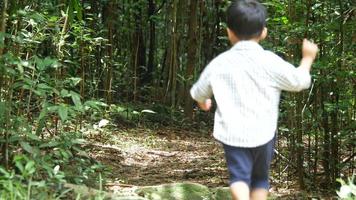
[260,27,268,40]
[227,28,239,45]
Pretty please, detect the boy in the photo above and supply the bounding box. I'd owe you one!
[190,0,318,200]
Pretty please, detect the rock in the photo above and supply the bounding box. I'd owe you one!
[64,183,147,200]
[136,182,212,200]
[112,197,147,200]
[211,187,232,200]
[65,182,279,200]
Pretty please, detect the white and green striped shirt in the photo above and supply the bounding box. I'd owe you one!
[190,41,311,148]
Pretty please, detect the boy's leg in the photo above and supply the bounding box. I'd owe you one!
[223,144,253,200]
[250,188,268,200]
[250,138,275,200]
[230,181,250,200]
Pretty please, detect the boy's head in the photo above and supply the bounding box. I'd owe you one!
[227,0,267,43]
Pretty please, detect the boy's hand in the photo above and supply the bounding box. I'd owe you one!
[198,99,212,111]
[302,39,319,61]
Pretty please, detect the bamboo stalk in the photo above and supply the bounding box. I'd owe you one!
[0,0,9,97]
[0,0,8,56]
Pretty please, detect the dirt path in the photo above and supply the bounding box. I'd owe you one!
[87,127,228,188]
[85,125,334,199]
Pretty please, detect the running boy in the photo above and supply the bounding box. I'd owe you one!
[190,0,318,200]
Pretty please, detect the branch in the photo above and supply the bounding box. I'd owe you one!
[342,152,356,164]
[274,149,298,169]
[155,0,166,14]
[274,149,313,180]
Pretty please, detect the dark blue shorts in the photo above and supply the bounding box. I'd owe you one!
[222,138,275,190]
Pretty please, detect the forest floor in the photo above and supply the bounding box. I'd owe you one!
[83,123,336,200]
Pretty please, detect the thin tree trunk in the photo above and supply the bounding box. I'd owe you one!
[295,0,313,190]
[133,4,146,102]
[296,93,305,189]
[0,0,9,167]
[146,0,156,85]
[0,0,9,96]
[329,0,344,185]
[0,0,8,56]
[184,0,198,119]
[163,0,178,106]
[170,0,178,107]
[321,86,331,187]
[104,1,115,103]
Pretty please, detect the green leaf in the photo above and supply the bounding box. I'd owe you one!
[14,158,24,174]
[20,142,33,154]
[60,89,70,97]
[37,83,53,91]
[39,141,60,148]
[17,63,24,74]
[42,57,57,67]
[72,0,83,21]
[83,100,107,111]
[48,105,59,112]
[25,160,36,175]
[68,77,82,87]
[32,88,45,96]
[27,133,41,141]
[58,104,68,121]
[72,139,86,145]
[36,57,57,71]
[70,91,82,109]
[31,181,46,187]
[0,167,10,177]
[0,32,5,48]
[67,3,74,24]
[36,118,46,136]
[8,134,20,143]
[38,104,49,120]
[141,109,156,114]
[0,102,7,122]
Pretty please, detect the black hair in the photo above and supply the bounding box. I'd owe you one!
[227,0,267,40]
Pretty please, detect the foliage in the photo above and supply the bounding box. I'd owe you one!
[0,0,354,198]
[337,177,356,200]
[0,3,107,199]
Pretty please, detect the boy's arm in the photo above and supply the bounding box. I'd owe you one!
[190,67,213,111]
[268,39,318,92]
[298,39,318,72]
[197,99,212,111]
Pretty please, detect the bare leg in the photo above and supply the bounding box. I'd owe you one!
[250,188,268,200]
[230,181,250,200]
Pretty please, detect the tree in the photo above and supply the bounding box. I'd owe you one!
[184,0,199,118]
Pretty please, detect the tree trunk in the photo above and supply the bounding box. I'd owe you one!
[329,0,344,186]
[0,0,9,168]
[133,4,146,102]
[0,0,8,56]
[0,0,9,96]
[145,0,156,85]
[163,0,179,106]
[296,93,305,189]
[321,86,331,187]
[184,0,198,119]
[103,1,115,103]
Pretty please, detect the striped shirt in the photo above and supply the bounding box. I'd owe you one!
[190,41,311,147]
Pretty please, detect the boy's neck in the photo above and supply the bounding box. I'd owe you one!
[227,27,267,46]
[232,38,261,45]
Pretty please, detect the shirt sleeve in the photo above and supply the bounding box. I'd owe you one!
[267,52,311,92]
[190,65,213,103]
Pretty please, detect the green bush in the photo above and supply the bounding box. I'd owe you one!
[337,177,356,200]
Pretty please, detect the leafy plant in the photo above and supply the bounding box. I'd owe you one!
[0,5,109,199]
[337,177,356,200]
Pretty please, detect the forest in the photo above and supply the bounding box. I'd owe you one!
[0,0,355,199]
